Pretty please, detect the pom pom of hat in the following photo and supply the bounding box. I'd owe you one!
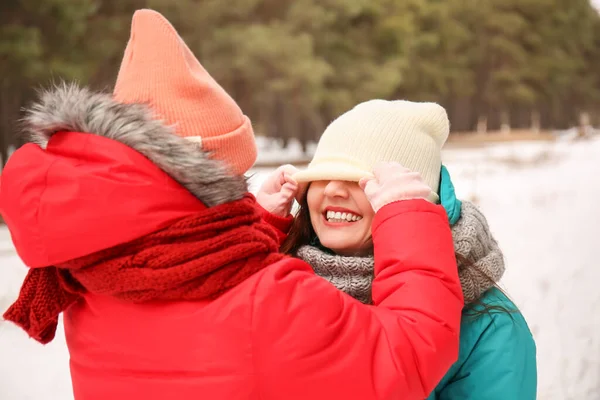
[294,99,450,201]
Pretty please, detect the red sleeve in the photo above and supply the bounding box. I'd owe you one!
[252,199,463,400]
[257,204,293,244]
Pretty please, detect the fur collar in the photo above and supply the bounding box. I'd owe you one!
[20,83,247,207]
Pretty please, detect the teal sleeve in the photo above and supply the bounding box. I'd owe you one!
[438,309,537,400]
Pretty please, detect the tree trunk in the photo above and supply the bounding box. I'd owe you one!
[578,112,590,139]
[531,110,540,134]
[476,115,488,134]
[500,110,510,134]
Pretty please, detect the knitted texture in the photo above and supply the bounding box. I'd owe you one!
[293,100,449,201]
[453,201,505,303]
[113,9,256,175]
[297,201,504,305]
[296,246,373,304]
[3,195,285,344]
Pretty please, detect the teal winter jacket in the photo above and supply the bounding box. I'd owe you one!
[427,288,537,399]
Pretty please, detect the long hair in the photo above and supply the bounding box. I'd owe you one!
[281,187,514,318]
[280,188,317,255]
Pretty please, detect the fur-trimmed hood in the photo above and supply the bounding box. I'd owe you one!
[21,83,248,207]
[0,83,252,268]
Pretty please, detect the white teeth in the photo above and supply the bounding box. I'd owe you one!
[325,210,362,223]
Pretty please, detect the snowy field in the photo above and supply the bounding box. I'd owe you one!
[1,135,600,399]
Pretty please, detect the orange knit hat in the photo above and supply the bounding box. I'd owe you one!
[113,9,256,175]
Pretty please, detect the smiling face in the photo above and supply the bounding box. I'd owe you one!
[306,180,375,256]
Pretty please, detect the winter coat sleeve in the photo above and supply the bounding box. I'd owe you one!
[437,299,537,400]
[252,199,464,400]
[257,204,293,244]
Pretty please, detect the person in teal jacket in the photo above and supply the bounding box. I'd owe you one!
[261,165,538,399]
[257,98,538,398]
[425,166,537,400]
[426,288,536,399]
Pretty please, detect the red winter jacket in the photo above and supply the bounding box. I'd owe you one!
[0,86,463,400]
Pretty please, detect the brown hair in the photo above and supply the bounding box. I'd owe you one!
[281,188,514,319]
[280,188,317,255]
[456,253,516,320]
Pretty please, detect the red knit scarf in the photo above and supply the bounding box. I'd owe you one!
[3,195,285,344]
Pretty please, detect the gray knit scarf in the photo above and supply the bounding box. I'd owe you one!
[296,201,504,305]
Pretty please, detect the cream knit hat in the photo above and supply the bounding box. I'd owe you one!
[294,99,450,202]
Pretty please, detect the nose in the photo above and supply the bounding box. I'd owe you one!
[323,180,350,199]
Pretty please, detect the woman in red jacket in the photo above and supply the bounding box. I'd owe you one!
[1,9,462,400]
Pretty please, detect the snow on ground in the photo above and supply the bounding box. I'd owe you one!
[2,137,600,399]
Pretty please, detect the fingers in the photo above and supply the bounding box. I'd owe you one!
[282,172,298,186]
[358,177,370,191]
[372,162,409,179]
[280,182,298,199]
[276,164,299,188]
[257,165,301,216]
[363,162,435,212]
[279,164,300,176]
[360,178,380,201]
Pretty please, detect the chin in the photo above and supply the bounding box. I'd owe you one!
[320,238,365,256]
